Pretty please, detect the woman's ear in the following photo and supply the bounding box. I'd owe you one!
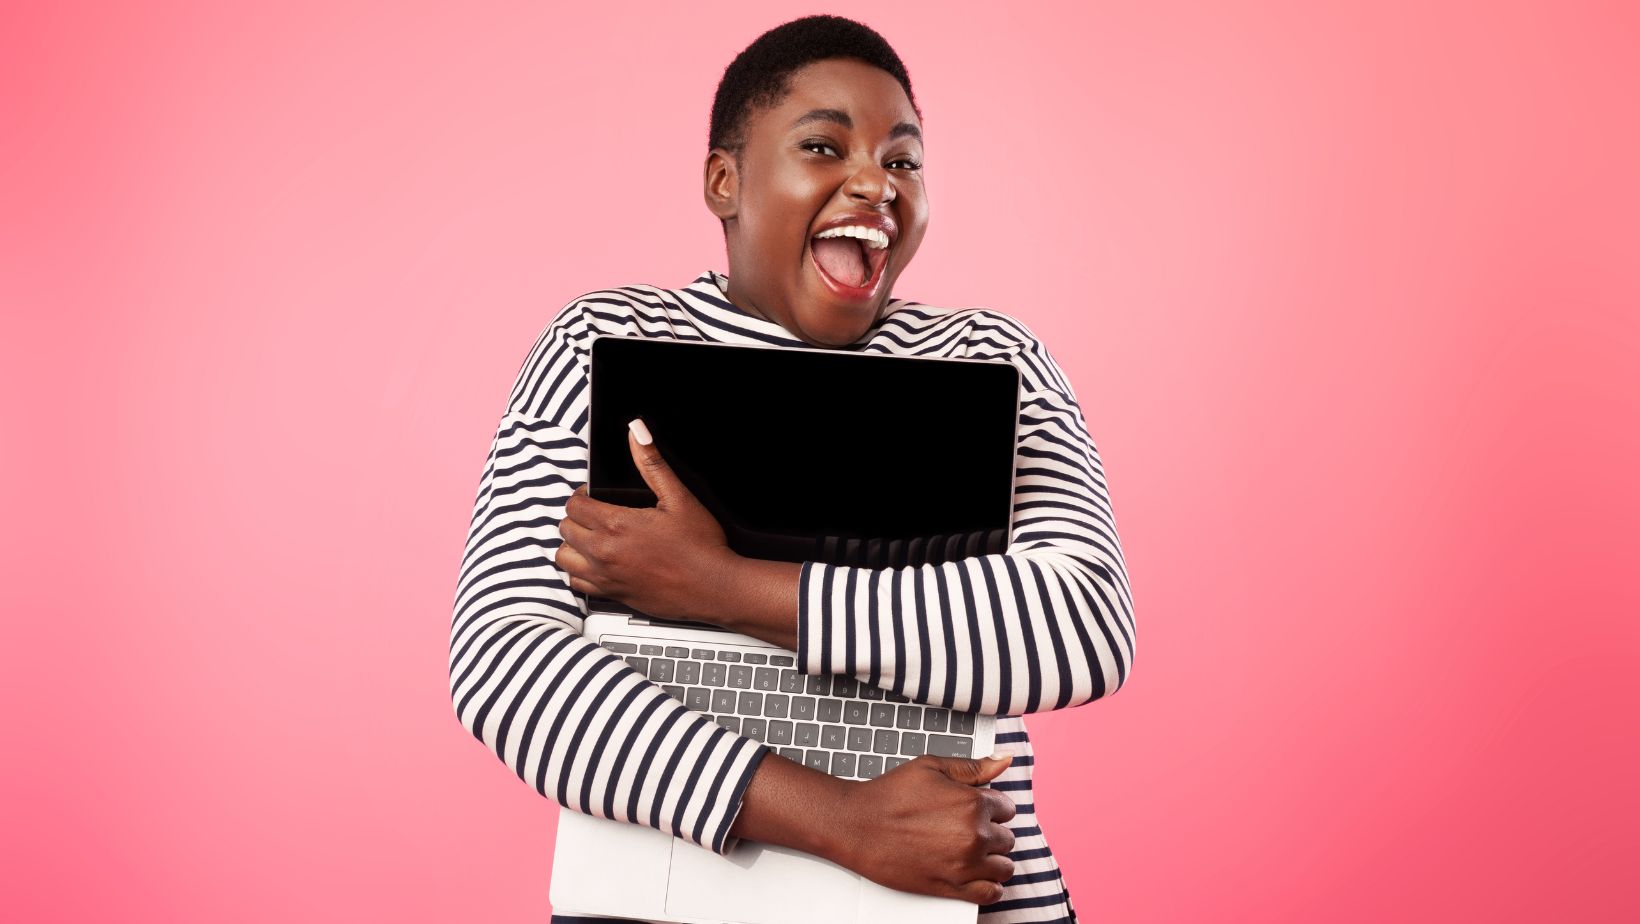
[703,148,739,221]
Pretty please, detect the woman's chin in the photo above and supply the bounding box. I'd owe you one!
[794,307,877,348]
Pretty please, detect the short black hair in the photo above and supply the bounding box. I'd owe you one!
[708,15,920,166]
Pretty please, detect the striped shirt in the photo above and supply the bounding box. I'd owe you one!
[451,269,1135,924]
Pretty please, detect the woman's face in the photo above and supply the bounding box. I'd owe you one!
[705,57,928,348]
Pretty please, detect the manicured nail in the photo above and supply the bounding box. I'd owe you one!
[628,418,653,446]
[990,750,1014,761]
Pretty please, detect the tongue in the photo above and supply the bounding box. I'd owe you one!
[812,237,869,287]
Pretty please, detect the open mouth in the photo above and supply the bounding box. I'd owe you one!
[809,233,889,296]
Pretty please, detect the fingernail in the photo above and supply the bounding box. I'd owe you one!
[628,418,652,446]
[990,750,1014,761]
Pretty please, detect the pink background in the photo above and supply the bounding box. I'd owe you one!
[4,1,1637,920]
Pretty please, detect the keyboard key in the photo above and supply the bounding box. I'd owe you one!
[805,675,832,696]
[795,723,819,747]
[711,690,737,713]
[691,648,713,660]
[950,712,976,735]
[737,692,762,715]
[779,670,805,693]
[768,720,793,745]
[843,702,869,725]
[817,700,843,723]
[743,653,768,665]
[884,757,907,772]
[754,667,779,691]
[763,694,789,718]
[923,708,949,732]
[859,755,884,779]
[639,644,663,656]
[717,651,741,662]
[728,665,753,688]
[779,747,804,762]
[624,656,649,675]
[886,691,910,703]
[847,727,873,751]
[716,716,740,733]
[677,661,700,685]
[900,732,927,756]
[603,641,637,653]
[648,659,675,683]
[860,684,884,701]
[742,718,767,742]
[665,646,689,658]
[830,752,856,777]
[769,655,795,667]
[686,688,711,711]
[896,706,922,730]
[805,750,830,771]
[702,663,726,687]
[869,704,896,727]
[833,677,858,697]
[791,696,816,721]
[821,725,846,750]
[663,685,685,701]
[928,735,971,758]
[873,729,899,754]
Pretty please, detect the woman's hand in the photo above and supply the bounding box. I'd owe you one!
[554,418,739,624]
[833,754,1018,905]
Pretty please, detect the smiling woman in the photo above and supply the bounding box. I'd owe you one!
[449,15,1134,924]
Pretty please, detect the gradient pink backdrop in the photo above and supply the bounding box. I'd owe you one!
[4,1,1637,921]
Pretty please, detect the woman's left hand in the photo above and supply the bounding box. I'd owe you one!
[554,419,738,624]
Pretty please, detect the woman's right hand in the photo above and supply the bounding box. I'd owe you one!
[833,754,1018,904]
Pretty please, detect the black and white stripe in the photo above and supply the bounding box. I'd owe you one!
[452,270,1133,922]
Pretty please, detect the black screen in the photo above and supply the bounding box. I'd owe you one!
[588,336,1020,570]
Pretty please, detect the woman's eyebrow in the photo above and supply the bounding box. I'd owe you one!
[790,108,921,142]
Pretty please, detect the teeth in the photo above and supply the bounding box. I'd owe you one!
[814,225,890,250]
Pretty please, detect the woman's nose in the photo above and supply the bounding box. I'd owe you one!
[844,162,896,207]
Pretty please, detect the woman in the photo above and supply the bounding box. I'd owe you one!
[450,15,1135,924]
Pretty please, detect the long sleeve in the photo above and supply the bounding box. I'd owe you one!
[448,304,769,855]
[797,317,1136,716]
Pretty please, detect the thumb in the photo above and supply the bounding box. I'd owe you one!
[931,751,1014,786]
[628,417,684,507]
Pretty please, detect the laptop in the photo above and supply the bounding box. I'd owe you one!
[550,335,1021,924]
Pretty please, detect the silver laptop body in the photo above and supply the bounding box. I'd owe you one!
[550,612,997,924]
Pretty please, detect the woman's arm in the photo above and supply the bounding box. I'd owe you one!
[719,320,1136,716]
[730,751,1021,905]
[797,380,1135,715]
[449,305,770,856]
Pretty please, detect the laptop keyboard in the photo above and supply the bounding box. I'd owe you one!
[600,637,979,780]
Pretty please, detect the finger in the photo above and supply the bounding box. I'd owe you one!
[559,516,596,553]
[552,541,595,579]
[564,486,619,530]
[977,852,1015,884]
[984,822,1017,857]
[973,751,1014,784]
[565,574,605,596]
[956,879,1005,906]
[627,417,687,508]
[981,788,1018,823]
[927,752,1013,786]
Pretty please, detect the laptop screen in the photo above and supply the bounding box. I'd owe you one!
[588,336,1019,570]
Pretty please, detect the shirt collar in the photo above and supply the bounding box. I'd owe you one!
[677,269,898,349]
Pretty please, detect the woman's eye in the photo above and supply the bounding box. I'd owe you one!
[801,141,841,157]
[889,158,923,171]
